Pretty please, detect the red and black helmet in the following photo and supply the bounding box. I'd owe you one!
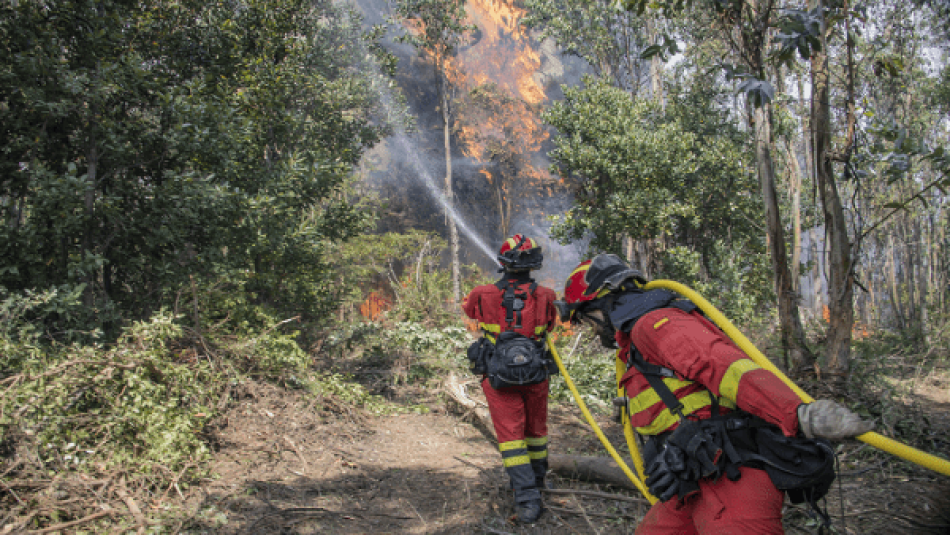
[497,234,543,271]
[555,254,647,322]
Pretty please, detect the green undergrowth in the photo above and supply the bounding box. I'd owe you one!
[848,330,950,463]
[0,286,426,511]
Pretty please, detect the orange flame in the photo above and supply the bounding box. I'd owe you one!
[459,0,545,106]
[360,292,392,321]
[821,305,873,339]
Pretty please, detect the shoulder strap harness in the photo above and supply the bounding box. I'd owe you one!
[495,278,538,332]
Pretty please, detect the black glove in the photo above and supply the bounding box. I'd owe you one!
[668,421,722,480]
[684,432,722,479]
[646,444,687,502]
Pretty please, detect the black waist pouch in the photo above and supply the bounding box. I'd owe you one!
[487,332,549,389]
[751,425,836,504]
[467,337,493,376]
[724,415,836,504]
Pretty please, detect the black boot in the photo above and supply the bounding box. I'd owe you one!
[527,437,550,490]
[514,487,544,523]
[531,458,550,490]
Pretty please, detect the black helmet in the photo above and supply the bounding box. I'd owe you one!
[554,254,647,323]
[497,234,543,272]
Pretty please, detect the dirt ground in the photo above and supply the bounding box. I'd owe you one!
[177,367,950,535]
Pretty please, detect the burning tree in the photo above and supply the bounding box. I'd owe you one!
[454,83,552,241]
[392,0,474,305]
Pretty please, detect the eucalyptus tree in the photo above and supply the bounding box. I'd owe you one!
[523,0,674,272]
[522,0,654,96]
[589,0,813,371]
[620,0,950,379]
[391,0,472,304]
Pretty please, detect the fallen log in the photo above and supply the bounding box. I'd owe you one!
[548,453,638,491]
[443,373,640,491]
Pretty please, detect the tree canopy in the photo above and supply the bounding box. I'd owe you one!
[0,0,393,334]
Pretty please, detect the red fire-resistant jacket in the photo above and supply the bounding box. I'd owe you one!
[462,278,558,342]
[616,308,803,438]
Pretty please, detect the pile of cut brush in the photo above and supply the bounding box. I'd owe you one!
[0,307,322,533]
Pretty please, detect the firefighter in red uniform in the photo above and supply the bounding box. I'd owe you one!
[556,254,874,535]
[462,235,558,524]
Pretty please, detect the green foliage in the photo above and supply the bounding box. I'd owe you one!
[390,0,473,58]
[772,8,823,66]
[388,265,489,326]
[0,0,394,333]
[522,0,650,92]
[544,77,771,310]
[548,336,617,411]
[1,311,216,477]
[304,370,426,415]
[386,321,470,356]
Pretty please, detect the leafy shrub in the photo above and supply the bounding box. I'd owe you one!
[2,310,217,477]
[547,333,617,411]
[387,321,470,356]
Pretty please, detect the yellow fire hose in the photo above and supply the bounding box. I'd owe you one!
[644,280,950,478]
[546,337,658,503]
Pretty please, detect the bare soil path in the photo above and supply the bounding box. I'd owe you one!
[180,376,950,535]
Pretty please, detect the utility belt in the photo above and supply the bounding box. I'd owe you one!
[628,347,835,515]
[468,332,557,390]
[642,407,836,510]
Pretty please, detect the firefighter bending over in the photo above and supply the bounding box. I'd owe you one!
[556,254,874,535]
[463,235,558,524]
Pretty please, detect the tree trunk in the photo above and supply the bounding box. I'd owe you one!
[886,233,904,329]
[811,26,853,378]
[786,142,804,292]
[548,454,640,490]
[754,105,812,373]
[439,58,461,305]
[646,16,664,108]
[83,133,98,307]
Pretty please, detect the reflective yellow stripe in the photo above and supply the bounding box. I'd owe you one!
[653,318,669,329]
[719,359,761,403]
[570,263,591,279]
[482,323,545,338]
[503,454,531,467]
[628,378,694,413]
[499,440,527,452]
[631,391,736,435]
[528,450,547,460]
[525,436,548,446]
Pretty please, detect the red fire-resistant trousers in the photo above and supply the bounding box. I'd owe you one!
[635,466,785,535]
[481,378,549,443]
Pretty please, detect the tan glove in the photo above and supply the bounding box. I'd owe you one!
[798,400,874,441]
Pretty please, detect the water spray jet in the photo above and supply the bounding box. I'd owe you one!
[355,34,499,267]
[391,132,499,265]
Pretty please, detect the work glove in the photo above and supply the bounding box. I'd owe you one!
[798,400,874,441]
[667,420,722,480]
[645,444,687,502]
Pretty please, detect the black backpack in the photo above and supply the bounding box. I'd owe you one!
[467,278,555,389]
